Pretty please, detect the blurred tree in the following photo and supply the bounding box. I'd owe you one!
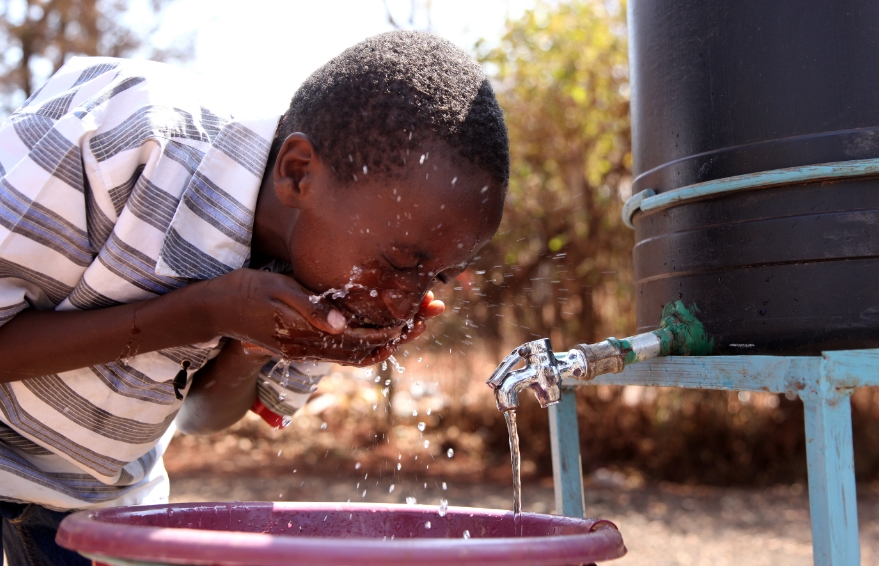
[0,0,191,115]
[455,0,634,354]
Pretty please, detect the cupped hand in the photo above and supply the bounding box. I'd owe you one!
[203,269,401,365]
[361,291,446,366]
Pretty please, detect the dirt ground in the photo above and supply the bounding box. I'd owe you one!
[169,473,879,566]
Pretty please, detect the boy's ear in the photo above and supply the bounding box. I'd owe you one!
[273,133,320,208]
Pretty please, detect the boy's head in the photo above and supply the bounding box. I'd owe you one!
[268,31,509,329]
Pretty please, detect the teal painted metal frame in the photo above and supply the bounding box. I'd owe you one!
[547,348,879,566]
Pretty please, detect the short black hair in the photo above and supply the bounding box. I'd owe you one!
[271,30,509,188]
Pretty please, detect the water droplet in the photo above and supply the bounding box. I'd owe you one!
[355,462,361,470]
[447,448,454,458]
[463,530,470,539]
[425,521,431,529]
[426,408,432,416]
[389,484,395,493]
[388,355,405,373]
[397,463,402,470]
[385,379,391,386]
[369,289,378,297]
[439,499,448,517]
[406,497,417,505]
[442,482,447,490]
[423,440,430,448]
[320,422,327,430]
[417,422,426,432]
[420,154,425,164]
[362,490,367,498]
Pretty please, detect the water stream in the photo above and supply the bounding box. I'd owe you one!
[504,409,523,536]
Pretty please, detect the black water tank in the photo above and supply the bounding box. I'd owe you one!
[628,0,879,355]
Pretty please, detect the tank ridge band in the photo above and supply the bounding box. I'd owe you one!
[621,157,879,228]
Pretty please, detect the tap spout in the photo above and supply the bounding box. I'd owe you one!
[487,338,571,412]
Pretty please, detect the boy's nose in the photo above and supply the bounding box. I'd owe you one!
[381,289,417,320]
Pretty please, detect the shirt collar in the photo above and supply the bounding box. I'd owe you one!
[155,114,281,279]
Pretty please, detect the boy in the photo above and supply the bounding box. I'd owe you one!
[0,31,508,564]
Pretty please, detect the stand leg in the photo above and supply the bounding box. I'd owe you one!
[801,392,860,565]
[549,386,585,517]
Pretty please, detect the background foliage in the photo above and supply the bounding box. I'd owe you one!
[0,0,190,114]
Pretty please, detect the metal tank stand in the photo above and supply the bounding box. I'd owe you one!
[548,348,879,566]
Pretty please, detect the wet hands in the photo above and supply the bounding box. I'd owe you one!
[203,269,401,365]
[363,291,445,365]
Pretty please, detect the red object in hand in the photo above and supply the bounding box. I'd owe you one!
[250,398,287,429]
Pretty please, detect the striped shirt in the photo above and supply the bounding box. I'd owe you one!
[0,57,328,510]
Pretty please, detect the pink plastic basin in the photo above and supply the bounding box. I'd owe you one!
[56,501,626,566]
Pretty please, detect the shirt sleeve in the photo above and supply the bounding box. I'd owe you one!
[255,360,333,418]
[0,57,112,328]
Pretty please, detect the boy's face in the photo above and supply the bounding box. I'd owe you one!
[284,144,503,329]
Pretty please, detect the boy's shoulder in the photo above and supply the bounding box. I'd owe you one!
[22,56,217,124]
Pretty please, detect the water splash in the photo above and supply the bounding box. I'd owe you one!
[308,266,366,304]
[406,497,417,505]
[388,355,405,373]
[270,358,291,401]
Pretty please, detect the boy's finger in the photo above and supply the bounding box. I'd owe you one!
[341,325,403,347]
[398,319,426,344]
[240,341,276,356]
[272,278,347,334]
[418,299,445,319]
[357,344,396,367]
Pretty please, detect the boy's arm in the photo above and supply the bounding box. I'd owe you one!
[0,269,400,383]
[174,340,271,435]
[0,283,215,383]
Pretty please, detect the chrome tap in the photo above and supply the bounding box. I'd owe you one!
[486,338,588,412]
[486,301,714,412]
